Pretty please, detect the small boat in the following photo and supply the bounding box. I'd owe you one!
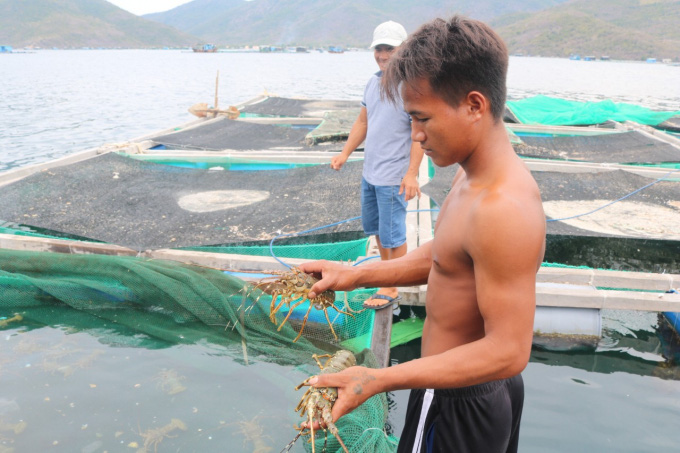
[192,43,218,53]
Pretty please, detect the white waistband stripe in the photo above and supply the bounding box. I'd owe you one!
[412,389,434,453]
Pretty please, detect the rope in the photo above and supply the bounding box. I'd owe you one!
[546,167,680,222]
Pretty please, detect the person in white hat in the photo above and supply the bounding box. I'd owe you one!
[330,21,424,310]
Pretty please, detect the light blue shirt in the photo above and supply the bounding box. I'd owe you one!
[361,71,413,186]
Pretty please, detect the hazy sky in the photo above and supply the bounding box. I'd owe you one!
[107,0,194,15]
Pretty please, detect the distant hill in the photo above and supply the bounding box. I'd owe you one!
[144,0,567,47]
[493,0,680,60]
[0,0,198,48]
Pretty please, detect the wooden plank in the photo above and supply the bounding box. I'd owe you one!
[400,282,680,311]
[615,120,680,149]
[3,235,678,312]
[0,233,139,256]
[0,234,300,271]
[140,248,297,272]
[417,157,434,246]
[536,283,680,311]
[506,123,621,136]
[236,117,323,125]
[127,149,365,164]
[370,307,393,368]
[524,159,676,179]
[406,197,419,253]
[538,266,678,292]
[3,233,677,292]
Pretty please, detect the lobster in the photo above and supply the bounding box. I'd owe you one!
[291,350,356,453]
[249,267,356,342]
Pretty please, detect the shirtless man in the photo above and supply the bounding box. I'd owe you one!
[299,16,546,452]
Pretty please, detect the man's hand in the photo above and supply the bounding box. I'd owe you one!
[399,174,421,201]
[331,154,348,171]
[300,366,380,429]
[298,260,358,299]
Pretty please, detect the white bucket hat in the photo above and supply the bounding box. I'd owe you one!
[370,21,408,48]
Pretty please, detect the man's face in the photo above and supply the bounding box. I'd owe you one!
[374,44,397,71]
[402,78,471,168]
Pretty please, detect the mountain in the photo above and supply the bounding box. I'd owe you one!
[0,0,198,48]
[493,0,680,60]
[144,0,568,47]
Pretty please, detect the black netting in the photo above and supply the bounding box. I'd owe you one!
[514,131,680,164]
[0,153,364,250]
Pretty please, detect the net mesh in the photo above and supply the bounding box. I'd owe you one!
[0,248,395,452]
[507,95,680,126]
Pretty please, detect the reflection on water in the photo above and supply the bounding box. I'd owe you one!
[0,312,319,453]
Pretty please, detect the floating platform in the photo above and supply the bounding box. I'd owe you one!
[1,94,680,366]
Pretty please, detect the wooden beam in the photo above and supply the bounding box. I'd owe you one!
[524,159,677,179]
[140,248,296,272]
[506,123,621,136]
[370,308,393,369]
[3,235,678,312]
[0,234,300,271]
[536,283,680,311]
[399,282,680,312]
[615,120,680,149]
[537,266,678,292]
[236,117,323,125]
[0,233,138,256]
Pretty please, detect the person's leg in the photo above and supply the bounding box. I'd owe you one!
[364,184,408,307]
[365,236,406,303]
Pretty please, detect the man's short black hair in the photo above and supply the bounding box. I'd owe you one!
[383,15,509,121]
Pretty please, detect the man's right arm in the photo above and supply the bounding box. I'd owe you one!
[300,240,432,298]
[331,107,368,170]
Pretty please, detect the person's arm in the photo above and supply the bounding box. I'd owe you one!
[299,240,432,299]
[331,107,368,171]
[306,193,544,422]
[399,141,424,201]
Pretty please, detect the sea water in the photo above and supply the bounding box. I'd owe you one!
[1,50,680,452]
[2,50,680,172]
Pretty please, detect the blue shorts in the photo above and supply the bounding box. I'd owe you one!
[361,178,407,249]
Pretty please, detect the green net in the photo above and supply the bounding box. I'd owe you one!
[182,236,370,262]
[0,248,396,452]
[305,109,361,145]
[507,95,680,126]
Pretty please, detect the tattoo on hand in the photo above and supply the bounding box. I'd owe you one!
[351,371,376,395]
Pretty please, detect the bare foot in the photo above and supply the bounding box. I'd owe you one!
[363,288,399,308]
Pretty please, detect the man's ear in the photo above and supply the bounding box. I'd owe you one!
[465,91,487,120]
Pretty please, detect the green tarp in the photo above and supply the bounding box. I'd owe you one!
[507,95,680,126]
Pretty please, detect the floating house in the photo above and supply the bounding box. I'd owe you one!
[192,43,217,53]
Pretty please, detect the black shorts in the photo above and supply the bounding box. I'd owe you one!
[397,374,524,453]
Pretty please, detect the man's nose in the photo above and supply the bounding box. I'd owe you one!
[411,127,425,143]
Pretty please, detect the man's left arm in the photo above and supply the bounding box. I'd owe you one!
[400,141,424,201]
